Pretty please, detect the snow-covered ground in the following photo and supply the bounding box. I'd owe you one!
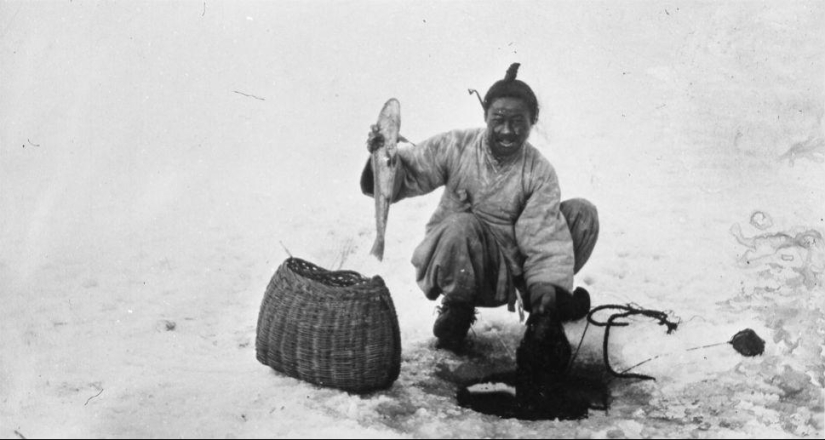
[1,1,823,438]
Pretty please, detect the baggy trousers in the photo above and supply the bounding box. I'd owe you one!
[411,198,599,308]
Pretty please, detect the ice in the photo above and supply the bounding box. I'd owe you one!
[750,211,774,231]
[1,1,824,438]
[731,218,825,289]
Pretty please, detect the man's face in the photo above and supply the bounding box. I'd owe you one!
[485,97,533,158]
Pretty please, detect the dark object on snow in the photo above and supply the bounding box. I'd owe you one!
[456,311,607,421]
[255,258,401,393]
[516,313,571,392]
[433,302,477,351]
[557,286,591,322]
[729,328,765,356]
[515,312,575,417]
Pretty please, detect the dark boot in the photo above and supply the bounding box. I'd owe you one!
[556,287,591,322]
[433,302,477,351]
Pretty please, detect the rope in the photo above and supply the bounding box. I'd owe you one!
[566,318,591,374]
[569,304,680,381]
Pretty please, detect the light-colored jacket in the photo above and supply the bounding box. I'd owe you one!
[362,127,575,294]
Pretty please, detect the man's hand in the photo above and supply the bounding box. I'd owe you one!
[529,284,591,322]
[528,283,557,315]
[367,124,384,153]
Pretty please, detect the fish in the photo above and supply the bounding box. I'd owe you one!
[370,98,401,261]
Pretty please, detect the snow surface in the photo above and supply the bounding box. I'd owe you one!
[1,1,823,438]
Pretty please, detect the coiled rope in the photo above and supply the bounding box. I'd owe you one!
[568,304,680,381]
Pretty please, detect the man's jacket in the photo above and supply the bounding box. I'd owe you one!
[361,128,575,296]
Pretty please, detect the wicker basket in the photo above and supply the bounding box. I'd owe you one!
[255,258,401,393]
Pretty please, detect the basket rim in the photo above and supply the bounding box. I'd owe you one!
[279,257,385,290]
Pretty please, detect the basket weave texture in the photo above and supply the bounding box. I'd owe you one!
[256,258,401,393]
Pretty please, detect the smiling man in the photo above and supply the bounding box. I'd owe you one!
[361,64,599,368]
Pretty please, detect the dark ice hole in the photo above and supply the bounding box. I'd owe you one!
[456,365,610,421]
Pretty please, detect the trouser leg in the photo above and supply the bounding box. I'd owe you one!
[412,213,504,307]
[522,199,600,315]
[413,199,599,308]
[560,198,600,274]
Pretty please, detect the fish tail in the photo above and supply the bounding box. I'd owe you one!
[370,237,385,261]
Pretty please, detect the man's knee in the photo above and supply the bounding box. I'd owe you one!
[561,198,599,237]
[561,198,599,273]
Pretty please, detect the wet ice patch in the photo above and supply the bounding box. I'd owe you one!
[749,210,774,230]
[731,215,824,290]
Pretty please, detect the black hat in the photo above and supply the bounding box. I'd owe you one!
[482,63,539,124]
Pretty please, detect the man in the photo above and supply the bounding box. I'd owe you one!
[360,64,599,373]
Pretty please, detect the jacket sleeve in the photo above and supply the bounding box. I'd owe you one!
[360,131,460,202]
[515,159,575,293]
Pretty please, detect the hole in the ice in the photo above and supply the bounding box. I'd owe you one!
[456,365,611,421]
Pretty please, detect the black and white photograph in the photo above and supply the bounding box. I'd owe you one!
[1,1,823,438]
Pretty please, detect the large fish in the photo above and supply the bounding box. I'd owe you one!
[370,98,401,261]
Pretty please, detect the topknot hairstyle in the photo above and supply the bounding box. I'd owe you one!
[482,63,539,124]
